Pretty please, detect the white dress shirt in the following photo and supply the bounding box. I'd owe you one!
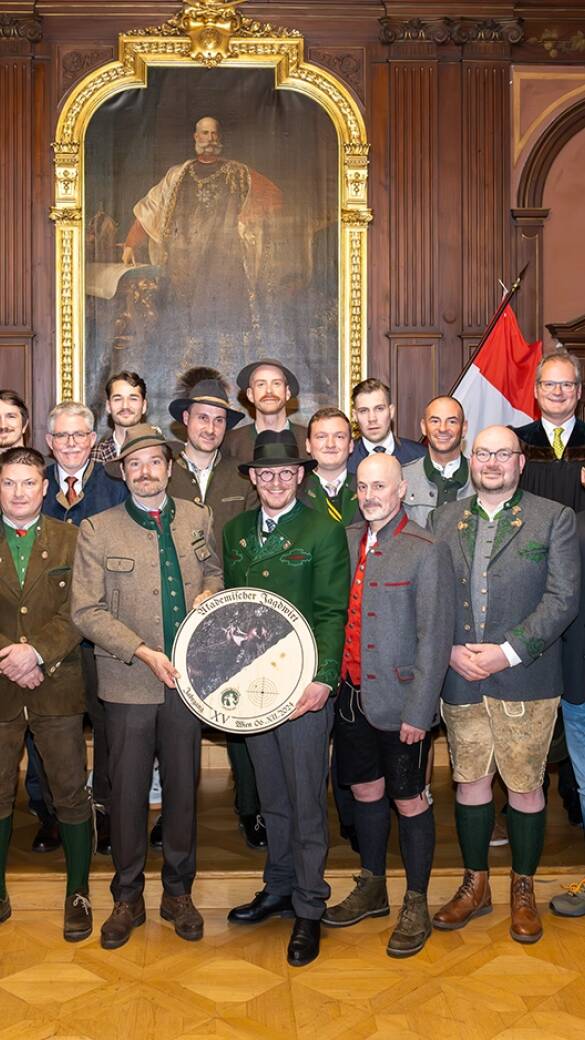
[541,415,576,449]
[362,431,396,456]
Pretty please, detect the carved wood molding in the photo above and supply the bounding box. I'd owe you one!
[309,47,365,105]
[379,16,524,49]
[57,46,115,103]
[517,97,585,208]
[0,14,42,42]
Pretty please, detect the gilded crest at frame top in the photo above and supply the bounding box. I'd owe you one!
[51,0,371,411]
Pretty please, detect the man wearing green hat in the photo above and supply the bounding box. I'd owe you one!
[223,430,350,966]
[72,424,222,949]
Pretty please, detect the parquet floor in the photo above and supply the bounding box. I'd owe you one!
[1,905,585,1040]
[2,763,585,1038]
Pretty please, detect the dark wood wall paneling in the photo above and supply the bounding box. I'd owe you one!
[2,1,585,447]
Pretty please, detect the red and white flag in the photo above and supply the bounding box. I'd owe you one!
[454,305,542,448]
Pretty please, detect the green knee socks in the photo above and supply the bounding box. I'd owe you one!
[59,819,92,896]
[455,800,495,872]
[506,806,546,877]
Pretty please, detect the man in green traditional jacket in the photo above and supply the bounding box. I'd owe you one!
[299,406,360,526]
[223,430,350,967]
[0,447,92,942]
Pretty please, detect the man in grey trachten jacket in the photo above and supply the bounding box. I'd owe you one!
[403,395,473,527]
[323,453,455,958]
[430,425,580,945]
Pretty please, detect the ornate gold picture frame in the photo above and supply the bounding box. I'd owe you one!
[52,0,371,415]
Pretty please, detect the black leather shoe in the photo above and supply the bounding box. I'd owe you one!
[150,815,163,849]
[228,889,294,925]
[32,819,61,853]
[96,810,111,856]
[239,813,267,850]
[287,917,320,967]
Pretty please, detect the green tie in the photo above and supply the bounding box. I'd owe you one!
[552,427,564,460]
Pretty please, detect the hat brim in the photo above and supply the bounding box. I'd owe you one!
[238,457,317,476]
[104,434,173,477]
[236,359,299,398]
[169,397,243,429]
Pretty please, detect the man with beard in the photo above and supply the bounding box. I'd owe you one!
[71,425,222,949]
[348,379,425,474]
[403,396,472,527]
[0,391,28,451]
[430,426,579,944]
[92,371,148,464]
[223,359,307,464]
[122,117,281,350]
[165,367,264,850]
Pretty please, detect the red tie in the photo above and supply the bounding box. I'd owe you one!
[15,529,28,537]
[148,510,162,530]
[65,475,78,505]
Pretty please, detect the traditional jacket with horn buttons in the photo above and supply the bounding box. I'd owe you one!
[429,490,580,705]
[223,499,350,689]
[71,498,223,705]
[0,516,85,721]
[345,510,455,732]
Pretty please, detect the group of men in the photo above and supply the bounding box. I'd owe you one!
[0,346,584,966]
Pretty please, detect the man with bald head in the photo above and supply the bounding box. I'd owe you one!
[403,396,472,527]
[430,425,580,944]
[323,453,455,958]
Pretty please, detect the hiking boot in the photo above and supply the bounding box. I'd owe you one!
[322,869,389,928]
[433,869,492,930]
[510,872,542,943]
[160,892,203,941]
[101,895,146,949]
[550,877,585,917]
[0,895,11,924]
[387,891,432,958]
[64,890,92,942]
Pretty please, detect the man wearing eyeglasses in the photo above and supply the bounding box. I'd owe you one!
[43,401,127,857]
[514,348,585,513]
[222,430,350,967]
[429,425,579,945]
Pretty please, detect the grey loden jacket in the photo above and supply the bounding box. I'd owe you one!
[346,509,455,732]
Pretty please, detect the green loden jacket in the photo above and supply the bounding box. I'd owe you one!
[223,499,350,689]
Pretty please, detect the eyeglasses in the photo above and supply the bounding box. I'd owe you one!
[472,448,522,463]
[537,380,579,392]
[51,431,91,443]
[255,468,298,484]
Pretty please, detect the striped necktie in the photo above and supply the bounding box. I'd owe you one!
[262,518,276,540]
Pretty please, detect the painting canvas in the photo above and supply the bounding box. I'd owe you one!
[84,66,339,433]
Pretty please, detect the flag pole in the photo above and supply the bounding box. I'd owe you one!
[447,263,530,399]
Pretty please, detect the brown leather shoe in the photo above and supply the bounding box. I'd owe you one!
[160,892,203,941]
[64,890,92,942]
[510,872,543,944]
[101,896,146,949]
[433,870,493,930]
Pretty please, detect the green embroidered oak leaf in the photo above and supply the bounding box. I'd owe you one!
[511,626,545,658]
[281,549,312,567]
[518,541,549,562]
[228,549,243,564]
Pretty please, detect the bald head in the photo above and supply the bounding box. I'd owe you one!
[470,425,525,501]
[421,396,466,461]
[356,453,406,531]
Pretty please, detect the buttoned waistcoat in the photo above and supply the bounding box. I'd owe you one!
[223,499,350,689]
[346,511,455,732]
[429,491,580,704]
[71,498,223,704]
[402,455,473,528]
[0,516,85,722]
[167,451,258,564]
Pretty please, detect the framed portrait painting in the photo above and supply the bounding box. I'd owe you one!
[53,1,371,432]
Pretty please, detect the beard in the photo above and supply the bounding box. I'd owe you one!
[195,141,223,157]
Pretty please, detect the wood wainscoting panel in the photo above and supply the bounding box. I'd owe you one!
[0,57,32,333]
[389,335,439,440]
[0,341,32,406]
